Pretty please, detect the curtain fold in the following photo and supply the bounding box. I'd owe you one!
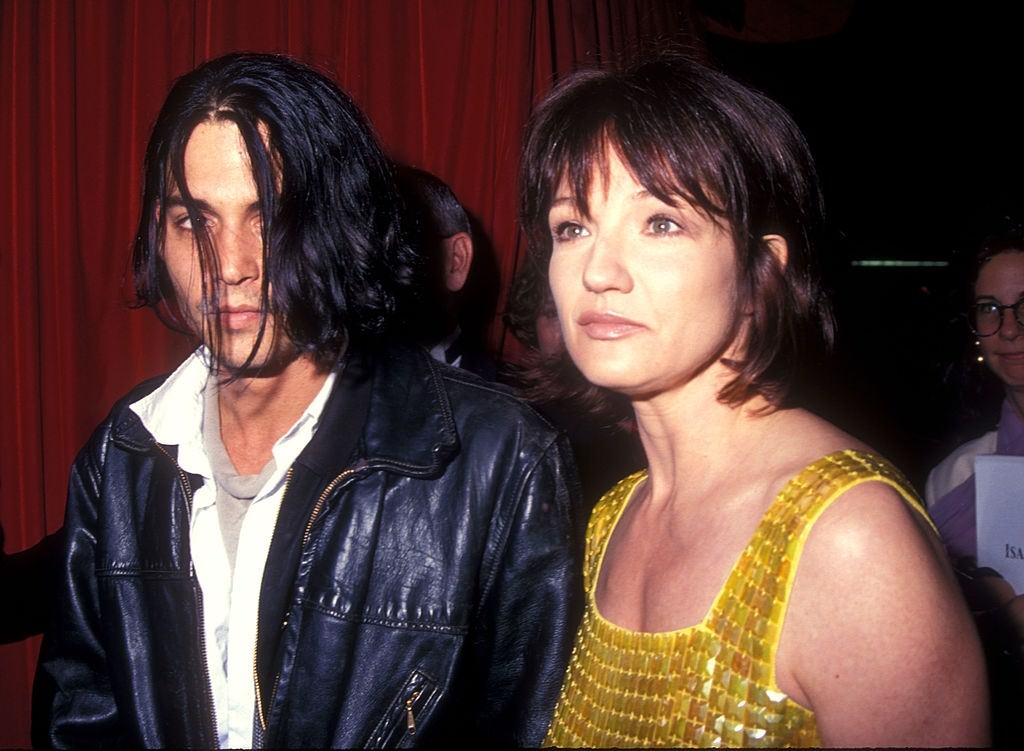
[0,2,695,745]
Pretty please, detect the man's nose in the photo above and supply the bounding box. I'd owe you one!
[217,225,261,285]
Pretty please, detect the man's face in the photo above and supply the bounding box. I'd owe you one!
[162,120,292,372]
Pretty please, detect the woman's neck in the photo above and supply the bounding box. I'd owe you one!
[1005,386,1024,424]
[631,371,778,510]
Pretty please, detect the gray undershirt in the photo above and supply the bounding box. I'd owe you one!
[202,384,277,575]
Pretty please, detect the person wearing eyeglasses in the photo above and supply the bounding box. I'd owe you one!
[927,230,1024,550]
[926,228,1024,746]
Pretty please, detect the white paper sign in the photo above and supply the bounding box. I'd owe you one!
[975,454,1024,594]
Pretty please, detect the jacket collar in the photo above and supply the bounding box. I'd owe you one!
[354,341,460,475]
[110,342,460,479]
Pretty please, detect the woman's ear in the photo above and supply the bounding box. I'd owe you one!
[762,234,789,271]
[740,234,790,317]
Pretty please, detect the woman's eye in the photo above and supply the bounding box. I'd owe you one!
[552,221,589,242]
[647,216,682,235]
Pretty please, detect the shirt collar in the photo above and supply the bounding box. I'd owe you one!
[269,363,338,469]
[997,398,1024,454]
[129,347,339,485]
[130,349,210,476]
[427,326,462,365]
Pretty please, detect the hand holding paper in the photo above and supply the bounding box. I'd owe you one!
[975,454,1024,595]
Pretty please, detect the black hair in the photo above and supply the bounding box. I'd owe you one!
[503,259,550,351]
[132,52,416,370]
[393,165,471,241]
[519,54,835,409]
[392,164,484,344]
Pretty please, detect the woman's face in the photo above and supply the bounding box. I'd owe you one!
[546,148,741,399]
[976,251,1024,390]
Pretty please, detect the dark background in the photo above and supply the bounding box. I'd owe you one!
[3,1,1022,745]
[701,1,1024,485]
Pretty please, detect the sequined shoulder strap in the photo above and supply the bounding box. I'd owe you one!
[713,449,932,656]
[583,470,647,595]
[760,449,932,544]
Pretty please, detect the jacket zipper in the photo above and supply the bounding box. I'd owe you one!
[252,467,293,746]
[302,465,362,548]
[253,464,362,738]
[154,442,220,749]
[405,689,422,734]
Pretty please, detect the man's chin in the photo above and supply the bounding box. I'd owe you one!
[211,346,300,380]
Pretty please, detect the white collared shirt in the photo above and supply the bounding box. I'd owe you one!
[428,326,462,368]
[131,349,337,748]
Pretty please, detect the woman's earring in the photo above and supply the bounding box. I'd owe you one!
[975,340,984,364]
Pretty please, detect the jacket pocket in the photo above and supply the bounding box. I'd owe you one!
[365,668,440,748]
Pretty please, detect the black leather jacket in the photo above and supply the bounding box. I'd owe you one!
[33,344,581,748]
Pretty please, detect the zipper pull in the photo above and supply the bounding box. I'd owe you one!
[405,689,421,734]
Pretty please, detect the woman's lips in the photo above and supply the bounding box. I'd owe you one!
[576,310,645,340]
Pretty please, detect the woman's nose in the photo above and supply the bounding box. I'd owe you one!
[997,305,1024,339]
[581,233,632,294]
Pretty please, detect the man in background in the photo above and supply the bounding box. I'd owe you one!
[395,166,498,379]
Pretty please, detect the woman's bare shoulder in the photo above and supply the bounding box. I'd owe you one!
[754,408,875,491]
[774,445,988,746]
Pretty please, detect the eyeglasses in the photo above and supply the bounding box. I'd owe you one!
[969,298,1024,337]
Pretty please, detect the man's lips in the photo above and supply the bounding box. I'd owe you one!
[576,310,645,339]
[216,307,261,330]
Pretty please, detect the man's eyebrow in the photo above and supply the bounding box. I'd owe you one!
[164,195,262,215]
[164,195,211,213]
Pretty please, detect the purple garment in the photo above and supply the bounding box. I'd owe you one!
[930,399,1024,561]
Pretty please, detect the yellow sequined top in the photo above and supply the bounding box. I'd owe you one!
[545,450,932,748]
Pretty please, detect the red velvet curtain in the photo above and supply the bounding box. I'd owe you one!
[0,1,695,744]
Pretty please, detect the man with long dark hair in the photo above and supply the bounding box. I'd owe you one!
[33,53,579,748]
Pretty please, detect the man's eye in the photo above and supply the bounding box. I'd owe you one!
[647,216,682,235]
[172,213,205,231]
[552,221,589,242]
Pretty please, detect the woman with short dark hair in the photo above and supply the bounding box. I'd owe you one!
[521,56,988,747]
